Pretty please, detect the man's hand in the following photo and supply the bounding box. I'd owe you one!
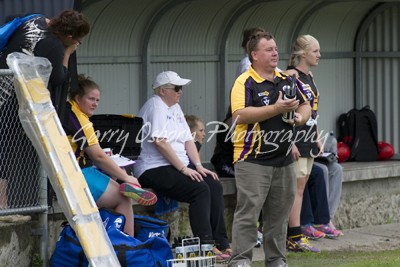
[283,112,304,126]
[293,112,304,125]
[274,91,299,114]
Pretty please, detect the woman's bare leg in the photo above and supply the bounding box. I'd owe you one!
[96,179,134,237]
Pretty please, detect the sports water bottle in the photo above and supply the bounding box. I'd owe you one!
[282,74,296,123]
[325,131,338,155]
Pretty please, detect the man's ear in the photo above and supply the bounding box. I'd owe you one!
[250,51,257,62]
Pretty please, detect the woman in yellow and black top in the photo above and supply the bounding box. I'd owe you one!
[62,74,156,237]
[286,35,328,252]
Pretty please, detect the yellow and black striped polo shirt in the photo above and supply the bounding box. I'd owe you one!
[230,66,307,167]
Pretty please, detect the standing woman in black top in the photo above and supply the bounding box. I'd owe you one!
[286,35,324,252]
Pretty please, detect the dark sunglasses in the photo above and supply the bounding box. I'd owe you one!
[165,86,182,92]
[173,86,183,92]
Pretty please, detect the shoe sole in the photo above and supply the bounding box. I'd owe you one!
[324,234,339,239]
[287,249,305,253]
[286,244,307,253]
[120,184,157,206]
[287,240,321,253]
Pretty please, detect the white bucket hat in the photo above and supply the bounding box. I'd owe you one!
[152,71,192,89]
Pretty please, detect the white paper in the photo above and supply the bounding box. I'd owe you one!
[110,154,136,167]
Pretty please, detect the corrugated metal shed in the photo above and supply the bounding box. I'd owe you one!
[78,0,400,160]
[361,4,400,149]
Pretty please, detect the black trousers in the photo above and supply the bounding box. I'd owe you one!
[300,164,330,225]
[138,165,229,250]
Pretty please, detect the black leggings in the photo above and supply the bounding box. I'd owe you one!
[138,165,229,250]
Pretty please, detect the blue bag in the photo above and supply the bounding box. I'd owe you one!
[0,14,41,51]
[100,209,170,242]
[100,208,126,231]
[108,226,173,267]
[134,214,170,242]
[50,209,173,267]
[50,222,89,267]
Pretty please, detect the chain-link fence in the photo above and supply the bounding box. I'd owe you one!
[0,70,46,215]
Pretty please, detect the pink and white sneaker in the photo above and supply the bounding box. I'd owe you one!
[313,223,342,238]
[119,183,157,206]
[328,221,344,236]
[301,224,326,239]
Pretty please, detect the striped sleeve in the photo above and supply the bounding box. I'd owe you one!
[231,73,251,114]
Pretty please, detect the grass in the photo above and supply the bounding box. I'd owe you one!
[251,249,400,267]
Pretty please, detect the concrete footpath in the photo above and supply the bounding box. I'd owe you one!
[217,222,400,266]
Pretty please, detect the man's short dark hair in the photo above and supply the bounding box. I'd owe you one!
[247,32,275,63]
[241,27,266,50]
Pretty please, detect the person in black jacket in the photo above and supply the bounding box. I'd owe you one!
[0,10,89,89]
[210,108,235,178]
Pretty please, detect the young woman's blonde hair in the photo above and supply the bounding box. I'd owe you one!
[288,34,319,67]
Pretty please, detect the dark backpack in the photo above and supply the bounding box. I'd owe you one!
[338,105,379,161]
